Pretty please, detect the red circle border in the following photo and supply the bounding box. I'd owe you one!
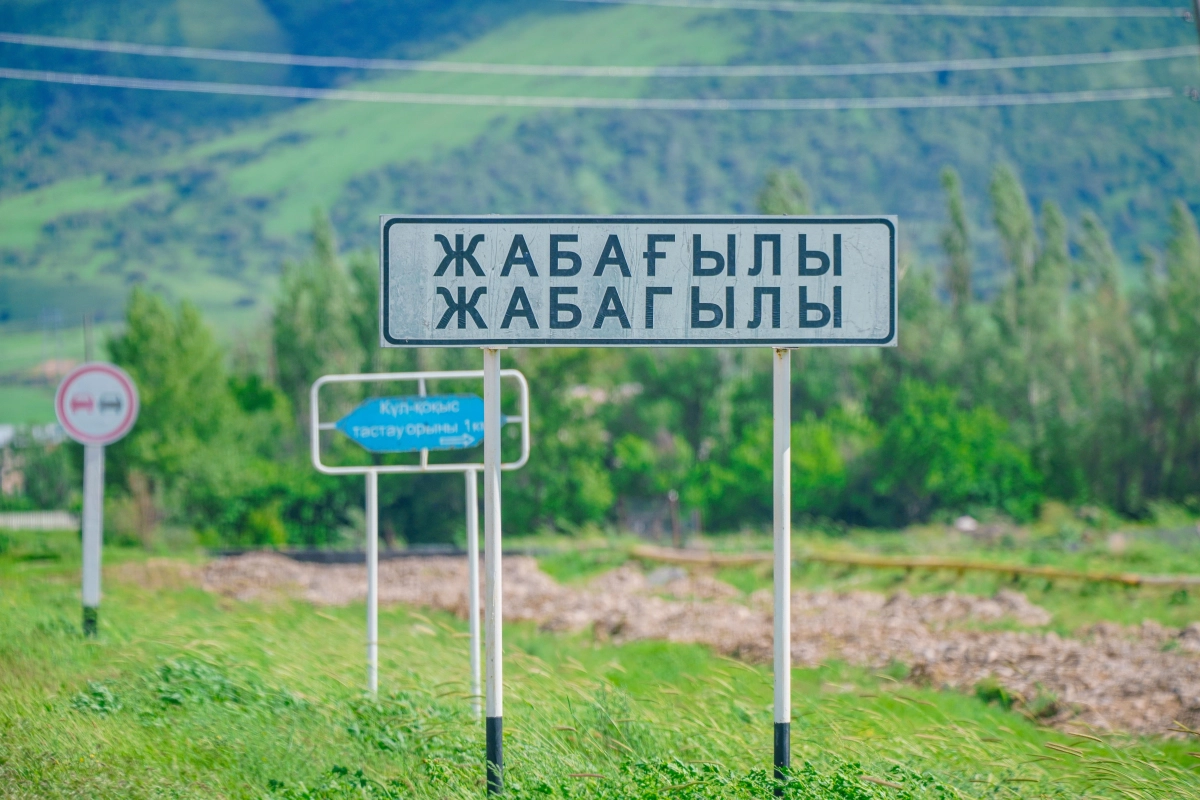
[54,363,140,446]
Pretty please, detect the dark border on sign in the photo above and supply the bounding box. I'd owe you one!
[380,215,896,347]
[54,362,140,445]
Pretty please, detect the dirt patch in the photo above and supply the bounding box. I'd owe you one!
[111,558,201,592]
[201,553,1200,735]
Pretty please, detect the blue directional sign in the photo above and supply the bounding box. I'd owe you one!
[336,395,484,453]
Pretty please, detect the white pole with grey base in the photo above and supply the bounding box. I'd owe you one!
[55,362,140,638]
[366,469,379,696]
[483,347,504,795]
[81,444,104,636]
[466,467,482,719]
[773,348,792,791]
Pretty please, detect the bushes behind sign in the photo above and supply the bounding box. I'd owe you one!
[36,169,1200,546]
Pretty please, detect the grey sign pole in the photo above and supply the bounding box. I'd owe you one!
[81,444,104,636]
[365,468,379,694]
[380,215,896,792]
[55,362,139,638]
[772,348,792,787]
[466,467,482,719]
[482,347,504,793]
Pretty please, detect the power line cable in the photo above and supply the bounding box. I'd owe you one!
[0,31,1195,78]
[561,0,1191,17]
[0,66,1177,110]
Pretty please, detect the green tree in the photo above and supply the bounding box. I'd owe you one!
[756,168,811,215]
[1146,201,1200,499]
[107,288,235,490]
[1070,213,1142,511]
[346,248,417,375]
[871,381,1041,523]
[273,212,360,425]
[504,348,616,532]
[989,164,1038,328]
[939,167,973,317]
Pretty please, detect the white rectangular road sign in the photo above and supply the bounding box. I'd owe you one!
[381,216,896,348]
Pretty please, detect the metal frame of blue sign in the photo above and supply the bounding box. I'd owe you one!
[310,369,530,712]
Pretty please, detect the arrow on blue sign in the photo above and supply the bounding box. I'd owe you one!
[336,395,485,453]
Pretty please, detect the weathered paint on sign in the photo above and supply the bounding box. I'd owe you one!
[380,216,896,348]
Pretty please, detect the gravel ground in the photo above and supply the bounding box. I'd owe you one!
[198,552,1200,735]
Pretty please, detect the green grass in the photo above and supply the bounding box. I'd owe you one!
[186,4,743,239]
[0,385,56,424]
[0,4,741,245]
[0,324,95,373]
[537,544,631,584]
[0,177,156,251]
[2,530,1198,798]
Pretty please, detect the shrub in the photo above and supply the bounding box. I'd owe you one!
[869,381,1042,524]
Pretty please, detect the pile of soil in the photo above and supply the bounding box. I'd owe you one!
[200,553,1200,735]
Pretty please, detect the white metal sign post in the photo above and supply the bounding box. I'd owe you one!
[310,370,530,706]
[482,349,503,792]
[772,347,791,778]
[54,362,140,637]
[381,215,896,793]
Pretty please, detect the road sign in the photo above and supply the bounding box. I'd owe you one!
[378,215,899,794]
[336,394,484,452]
[380,216,896,348]
[55,362,139,446]
[311,370,529,706]
[54,361,140,639]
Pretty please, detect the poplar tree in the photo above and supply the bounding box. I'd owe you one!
[1147,201,1200,498]
[1072,212,1140,509]
[756,168,811,215]
[272,212,359,426]
[989,165,1038,330]
[939,167,972,318]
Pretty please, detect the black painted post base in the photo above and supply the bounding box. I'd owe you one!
[486,715,503,794]
[82,606,98,638]
[774,722,790,795]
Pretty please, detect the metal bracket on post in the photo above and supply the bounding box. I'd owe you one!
[309,369,529,699]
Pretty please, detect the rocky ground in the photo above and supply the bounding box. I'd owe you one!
[195,552,1200,736]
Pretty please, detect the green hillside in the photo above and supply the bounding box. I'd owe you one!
[0,0,1197,331]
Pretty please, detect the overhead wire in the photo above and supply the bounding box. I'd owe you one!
[0,32,1195,77]
[560,0,1192,18]
[0,66,1177,110]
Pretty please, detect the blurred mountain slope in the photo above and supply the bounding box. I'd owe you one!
[0,0,1196,328]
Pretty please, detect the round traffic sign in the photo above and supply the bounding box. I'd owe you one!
[55,363,140,446]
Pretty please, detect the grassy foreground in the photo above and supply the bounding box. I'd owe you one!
[1,531,1197,799]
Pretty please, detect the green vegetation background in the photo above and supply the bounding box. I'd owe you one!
[5,162,1200,548]
[3,1,1200,546]
[0,0,1197,327]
